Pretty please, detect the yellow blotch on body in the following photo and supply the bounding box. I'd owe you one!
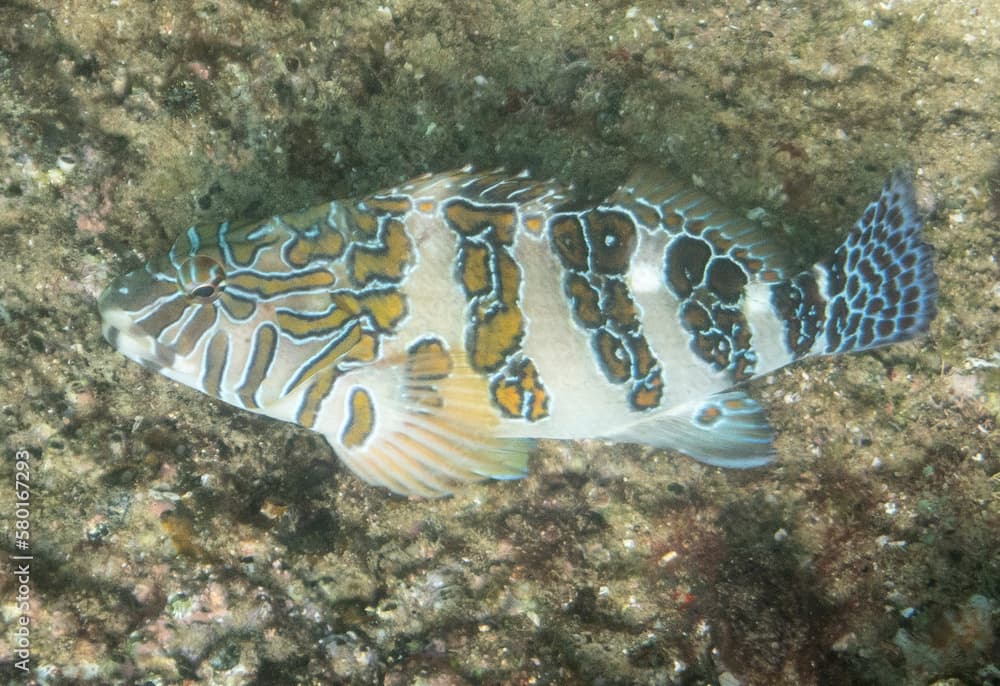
[444,199,517,245]
[285,322,362,396]
[285,229,345,268]
[342,386,376,448]
[359,289,408,331]
[524,215,544,234]
[490,358,549,421]
[469,305,523,372]
[601,279,639,331]
[521,361,549,421]
[237,324,278,409]
[343,333,379,364]
[220,292,256,321]
[493,382,522,418]
[627,335,657,378]
[593,329,630,383]
[226,219,282,267]
[344,204,379,236]
[585,209,637,275]
[564,274,602,329]
[549,215,589,271]
[297,368,340,428]
[276,294,359,338]
[493,248,521,306]
[350,219,413,286]
[630,375,663,410]
[228,270,336,298]
[458,242,491,297]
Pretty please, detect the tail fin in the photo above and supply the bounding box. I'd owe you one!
[819,170,938,354]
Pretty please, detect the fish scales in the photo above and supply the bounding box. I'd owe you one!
[99,166,938,496]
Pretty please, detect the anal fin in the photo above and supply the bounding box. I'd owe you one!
[608,391,775,468]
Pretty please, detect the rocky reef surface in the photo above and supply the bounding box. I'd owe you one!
[0,1,997,684]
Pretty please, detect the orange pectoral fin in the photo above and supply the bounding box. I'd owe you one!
[322,341,533,497]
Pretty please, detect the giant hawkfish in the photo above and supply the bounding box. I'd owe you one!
[99,166,938,497]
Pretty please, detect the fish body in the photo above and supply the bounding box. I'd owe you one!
[99,166,937,496]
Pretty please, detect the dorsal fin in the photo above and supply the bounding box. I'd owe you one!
[607,165,795,282]
[390,167,573,226]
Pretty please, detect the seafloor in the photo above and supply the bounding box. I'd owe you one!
[0,1,997,684]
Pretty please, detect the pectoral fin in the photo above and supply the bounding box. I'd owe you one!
[325,338,533,497]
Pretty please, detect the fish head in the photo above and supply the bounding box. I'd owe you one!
[98,227,233,376]
[99,214,357,412]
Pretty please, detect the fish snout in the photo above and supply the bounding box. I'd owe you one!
[98,269,179,372]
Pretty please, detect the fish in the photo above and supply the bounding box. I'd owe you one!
[98,165,938,497]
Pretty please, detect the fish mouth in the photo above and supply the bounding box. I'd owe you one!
[98,272,179,372]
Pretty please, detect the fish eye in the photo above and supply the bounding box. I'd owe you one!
[189,284,218,299]
[178,255,227,303]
